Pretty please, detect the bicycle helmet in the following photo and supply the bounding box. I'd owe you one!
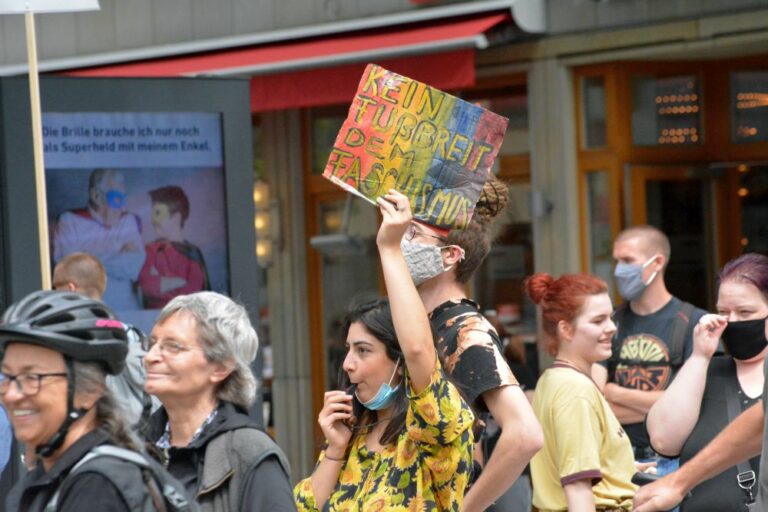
[0,290,128,374]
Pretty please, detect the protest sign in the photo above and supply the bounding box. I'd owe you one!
[324,64,508,230]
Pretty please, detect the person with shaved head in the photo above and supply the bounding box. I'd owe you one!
[592,225,706,480]
[53,251,158,427]
[53,252,107,300]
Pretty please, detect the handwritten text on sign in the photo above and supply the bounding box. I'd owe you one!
[323,64,508,230]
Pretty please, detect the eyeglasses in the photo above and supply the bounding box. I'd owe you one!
[404,223,446,243]
[142,337,200,357]
[0,372,67,396]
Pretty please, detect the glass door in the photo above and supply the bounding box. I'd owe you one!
[718,164,768,256]
[626,165,718,310]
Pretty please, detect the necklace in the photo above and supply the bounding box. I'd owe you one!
[553,359,600,388]
[553,358,586,372]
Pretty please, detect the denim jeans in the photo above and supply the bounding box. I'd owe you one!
[638,456,680,512]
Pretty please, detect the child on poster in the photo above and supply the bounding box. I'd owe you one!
[138,185,210,309]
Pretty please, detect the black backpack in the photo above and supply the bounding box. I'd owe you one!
[609,300,696,381]
[46,445,198,512]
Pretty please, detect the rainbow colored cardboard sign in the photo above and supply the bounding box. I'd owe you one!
[323,64,508,230]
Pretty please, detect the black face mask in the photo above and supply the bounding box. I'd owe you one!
[721,317,768,361]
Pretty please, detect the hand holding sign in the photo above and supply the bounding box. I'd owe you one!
[324,64,508,231]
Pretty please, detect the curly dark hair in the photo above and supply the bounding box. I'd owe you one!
[445,175,509,283]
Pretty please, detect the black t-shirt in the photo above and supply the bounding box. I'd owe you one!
[604,297,706,450]
[674,357,760,511]
[429,299,518,412]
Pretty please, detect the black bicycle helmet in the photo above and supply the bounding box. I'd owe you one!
[0,290,129,375]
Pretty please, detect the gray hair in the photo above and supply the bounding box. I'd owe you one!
[73,361,140,450]
[157,292,259,409]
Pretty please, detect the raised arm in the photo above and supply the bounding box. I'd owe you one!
[646,314,724,456]
[375,190,435,394]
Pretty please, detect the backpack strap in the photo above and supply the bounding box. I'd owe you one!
[47,445,194,512]
[668,301,695,367]
[723,364,758,504]
[611,301,694,374]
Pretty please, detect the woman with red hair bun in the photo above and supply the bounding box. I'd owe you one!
[526,272,637,511]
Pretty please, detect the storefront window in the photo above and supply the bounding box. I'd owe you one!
[632,75,702,146]
[251,119,272,431]
[731,71,768,143]
[470,87,537,375]
[310,107,346,175]
[312,197,379,389]
[736,165,768,254]
[582,77,607,149]
[584,171,613,288]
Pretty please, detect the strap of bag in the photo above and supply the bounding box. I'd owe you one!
[724,368,757,505]
[668,302,695,367]
[46,445,191,512]
[613,301,694,371]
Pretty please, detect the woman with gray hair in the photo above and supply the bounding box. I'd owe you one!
[143,291,295,511]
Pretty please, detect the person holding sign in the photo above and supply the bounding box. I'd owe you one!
[53,168,145,311]
[402,177,544,511]
[323,65,542,511]
[294,190,475,511]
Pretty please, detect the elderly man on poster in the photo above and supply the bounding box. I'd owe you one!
[53,168,145,310]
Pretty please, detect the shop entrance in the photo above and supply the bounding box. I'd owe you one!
[626,163,768,309]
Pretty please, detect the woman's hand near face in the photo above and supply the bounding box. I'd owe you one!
[693,314,727,360]
[376,190,411,251]
[318,391,353,456]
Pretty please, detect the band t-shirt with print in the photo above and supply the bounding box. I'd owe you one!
[604,296,705,450]
[429,299,518,413]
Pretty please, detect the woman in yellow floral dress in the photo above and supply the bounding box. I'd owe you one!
[294,190,475,511]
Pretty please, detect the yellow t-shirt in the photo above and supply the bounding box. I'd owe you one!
[531,364,637,511]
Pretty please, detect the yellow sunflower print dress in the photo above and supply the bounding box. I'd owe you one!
[294,362,475,511]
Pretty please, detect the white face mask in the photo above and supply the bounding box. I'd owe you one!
[400,239,465,286]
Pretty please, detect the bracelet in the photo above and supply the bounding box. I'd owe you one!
[324,452,346,462]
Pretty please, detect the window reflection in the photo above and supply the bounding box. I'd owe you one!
[731,71,768,143]
[632,75,701,146]
[585,171,613,288]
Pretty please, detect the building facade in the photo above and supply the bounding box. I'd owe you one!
[1,0,767,476]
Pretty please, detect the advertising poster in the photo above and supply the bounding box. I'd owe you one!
[324,64,508,230]
[43,112,228,333]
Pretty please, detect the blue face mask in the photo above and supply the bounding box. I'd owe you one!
[105,189,126,209]
[614,256,658,301]
[356,358,400,411]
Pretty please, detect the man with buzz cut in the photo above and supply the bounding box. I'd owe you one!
[52,251,107,300]
[593,225,706,472]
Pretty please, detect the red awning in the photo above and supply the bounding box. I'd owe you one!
[65,12,509,112]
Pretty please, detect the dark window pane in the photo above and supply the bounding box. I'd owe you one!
[632,75,702,147]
